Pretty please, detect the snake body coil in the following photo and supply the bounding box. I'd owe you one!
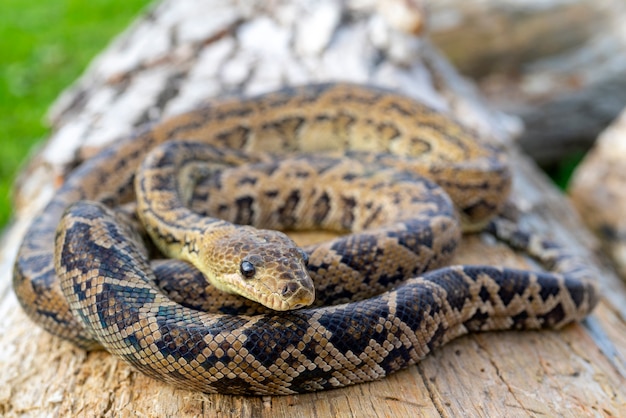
[13,83,598,395]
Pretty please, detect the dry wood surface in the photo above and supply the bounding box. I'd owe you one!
[1,1,625,416]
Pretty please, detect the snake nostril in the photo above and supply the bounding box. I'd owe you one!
[281,282,299,296]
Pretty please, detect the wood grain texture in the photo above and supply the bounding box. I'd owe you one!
[1,0,625,416]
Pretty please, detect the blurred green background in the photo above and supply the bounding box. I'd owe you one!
[0,0,151,229]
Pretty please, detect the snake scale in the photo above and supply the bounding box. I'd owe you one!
[13,83,598,395]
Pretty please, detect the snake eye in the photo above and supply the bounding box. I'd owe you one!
[240,260,256,278]
[299,249,309,266]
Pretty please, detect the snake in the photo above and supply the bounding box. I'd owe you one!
[13,83,598,395]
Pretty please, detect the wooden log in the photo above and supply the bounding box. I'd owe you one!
[569,108,626,280]
[1,0,625,416]
[514,75,626,166]
[428,0,626,166]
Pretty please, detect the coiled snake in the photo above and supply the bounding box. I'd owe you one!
[13,83,598,395]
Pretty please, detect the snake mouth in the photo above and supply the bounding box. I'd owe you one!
[219,275,312,311]
[262,290,314,311]
[250,280,315,311]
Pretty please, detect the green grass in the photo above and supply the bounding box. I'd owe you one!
[546,151,586,190]
[0,0,151,229]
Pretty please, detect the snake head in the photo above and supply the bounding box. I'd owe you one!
[202,226,315,311]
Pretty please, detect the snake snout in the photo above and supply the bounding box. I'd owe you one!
[278,275,315,309]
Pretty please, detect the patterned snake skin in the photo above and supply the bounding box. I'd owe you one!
[13,83,598,395]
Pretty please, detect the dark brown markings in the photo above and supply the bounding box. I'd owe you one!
[214,126,251,149]
[333,89,381,106]
[410,137,433,155]
[331,233,383,272]
[565,276,587,308]
[285,83,330,106]
[539,303,566,327]
[314,114,332,123]
[339,196,357,230]
[152,316,209,363]
[426,322,449,351]
[314,113,356,136]
[321,300,384,361]
[460,201,499,221]
[97,282,144,329]
[235,196,254,225]
[465,309,491,332]
[278,190,300,228]
[162,110,215,144]
[510,311,530,329]
[215,105,254,121]
[264,190,279,200]
[312,192,331,225]
[538,275,561,302]
[361,203,383,230]
[426,268,472,313]
[377,122,401,142]
[386,218,434,253]
[497,270,530,306]
[237,176,258,186]
[478,286,491,303]
[261,116,305,139]
[385,101,418,118]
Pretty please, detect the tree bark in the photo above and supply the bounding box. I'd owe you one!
[1,1,625,416]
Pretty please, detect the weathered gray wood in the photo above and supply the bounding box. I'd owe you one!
[1,1,625,416]
[429,0,626,165]
[515,75,626,165]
